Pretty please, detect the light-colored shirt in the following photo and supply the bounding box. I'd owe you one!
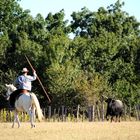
[15,72,37,91]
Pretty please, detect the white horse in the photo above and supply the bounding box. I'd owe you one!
[5,84,44,128]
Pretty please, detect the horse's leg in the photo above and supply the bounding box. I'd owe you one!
[27,109,35,128]
[12,111,21,128]
[30,109,36,128]
[12,111,16,128]
[32,106,36,122]
[16,113,21,128]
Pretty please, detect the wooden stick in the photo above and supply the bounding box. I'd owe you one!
[24,55,51,103]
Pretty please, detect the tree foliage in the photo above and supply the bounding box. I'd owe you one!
[0,0,140,108]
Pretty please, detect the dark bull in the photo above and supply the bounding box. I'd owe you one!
[105,98,123,122]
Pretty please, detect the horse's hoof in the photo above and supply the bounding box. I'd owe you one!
[31,125,35,128]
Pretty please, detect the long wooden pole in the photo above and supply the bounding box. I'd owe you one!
[24,55,51,103]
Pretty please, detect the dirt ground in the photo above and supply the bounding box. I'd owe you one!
[0,121,140,140]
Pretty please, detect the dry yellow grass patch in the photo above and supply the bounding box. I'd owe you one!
[0,121,140,140]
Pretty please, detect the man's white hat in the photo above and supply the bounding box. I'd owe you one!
[22,67,29,73]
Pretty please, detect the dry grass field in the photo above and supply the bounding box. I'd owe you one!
[0,121,140,140]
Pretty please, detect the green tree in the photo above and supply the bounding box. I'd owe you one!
[70,0,140,105]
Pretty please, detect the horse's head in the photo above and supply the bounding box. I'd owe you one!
[5,84,17,100]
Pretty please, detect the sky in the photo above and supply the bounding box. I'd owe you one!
[18,0,140,22]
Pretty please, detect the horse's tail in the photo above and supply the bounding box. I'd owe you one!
[30,93,44,121]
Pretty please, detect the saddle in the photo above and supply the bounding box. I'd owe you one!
[20,89,29,94]
[16,90,30,100]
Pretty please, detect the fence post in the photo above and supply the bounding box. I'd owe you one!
[48,106,51,121]
[6,110,8,121]
[53,108,56,122]
[138,105,140,121]
[88,106,90,122]
[57,107,60,122]
[64,107,67,122]
[101,103,105,121]
[81,107,84,122]
[92,105,95,122]
[129,105,132,121]
[88,106,93,122]
[0,110,1,121]
[124,104,127,121]
[96,104,100,121]
[76,105,80,122]
[21,112,23,122]
[3,109,5,122]
[135,106,139,121]
[62,106,65,122]
[43,108,46,119]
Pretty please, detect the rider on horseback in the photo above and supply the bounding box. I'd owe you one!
[9,67,37,108]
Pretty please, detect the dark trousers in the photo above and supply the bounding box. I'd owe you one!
[9,89,22,108]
